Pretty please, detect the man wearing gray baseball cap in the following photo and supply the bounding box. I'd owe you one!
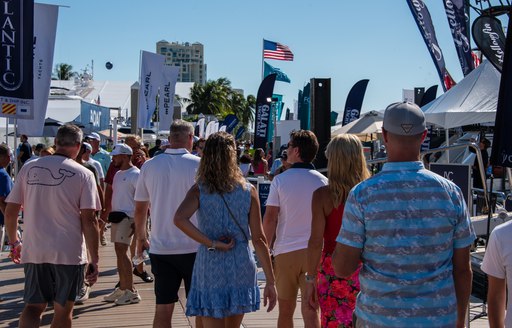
[332,101,476,327]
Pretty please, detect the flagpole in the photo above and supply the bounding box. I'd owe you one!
[13,118,18,177]
[261,39,265,81]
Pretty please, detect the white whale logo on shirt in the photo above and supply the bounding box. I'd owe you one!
[27,166,76,186]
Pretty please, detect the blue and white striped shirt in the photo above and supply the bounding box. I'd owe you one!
[337,161,476,328]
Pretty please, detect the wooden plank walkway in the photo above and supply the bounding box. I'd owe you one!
[0,235,489,328]
[0,234,303,328]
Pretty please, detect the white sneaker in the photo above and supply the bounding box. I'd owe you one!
[103,288,125,302]
[114,289,141,305]
[75,283,90,304]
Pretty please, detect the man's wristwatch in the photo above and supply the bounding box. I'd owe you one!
[207,240,216,252]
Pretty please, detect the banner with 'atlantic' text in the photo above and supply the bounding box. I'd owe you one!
[0,0,34,119]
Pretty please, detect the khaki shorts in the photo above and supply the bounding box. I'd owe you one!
[111,217,134,245]
[274,248,308,301]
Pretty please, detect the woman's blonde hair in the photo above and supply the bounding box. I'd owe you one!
[197,132,246,194]
[326,134,371,206]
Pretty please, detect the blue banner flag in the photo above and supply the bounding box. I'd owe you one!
[80,101,111,132]
[342,79,369,126]
[407,0,450,91]
[490,9,512,168]
[299,83,311,130]
[235,126,245,140]
[222,114,239,133]
[443,0,474,76]
[264,62,291,83]
[254,74,277,149]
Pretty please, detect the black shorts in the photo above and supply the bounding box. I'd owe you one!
[149,252,196,304]
[24,263,85,307]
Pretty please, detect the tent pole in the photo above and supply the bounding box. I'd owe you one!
[507,167,512,194]
[445,129,450,162]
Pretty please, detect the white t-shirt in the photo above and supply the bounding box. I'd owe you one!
[481,220,512,328]
[6,155,101,265]
[112,166,140,218]
[134,148,200,255]
[266,165,328,256]
[87,158,105,181]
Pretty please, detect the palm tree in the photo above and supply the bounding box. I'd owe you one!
[54,63,74,80]
[186,78,231,115]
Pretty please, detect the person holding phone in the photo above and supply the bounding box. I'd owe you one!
[175,132,277,327]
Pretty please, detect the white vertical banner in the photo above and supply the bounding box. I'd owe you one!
[219,125,227,132]
[197,117,205,138]
[17,4,59,136]
[402,89,415,103]
[137,51,165,129]
[158,65,179,131]
[205,120,217,139]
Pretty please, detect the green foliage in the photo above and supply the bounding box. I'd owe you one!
[54,63,74,80]
[185,78,255,129]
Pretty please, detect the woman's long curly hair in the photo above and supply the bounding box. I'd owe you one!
[326,134,371,206]
[197,132,246,194]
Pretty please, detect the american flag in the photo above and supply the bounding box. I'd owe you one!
[263,40,294,61]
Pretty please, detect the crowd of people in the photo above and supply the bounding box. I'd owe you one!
[1,101,510,328]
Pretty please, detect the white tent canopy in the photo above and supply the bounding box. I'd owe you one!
[331,110,384,136]
[423,60,500,129]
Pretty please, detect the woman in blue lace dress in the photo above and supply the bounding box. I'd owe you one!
[174,132,277,327]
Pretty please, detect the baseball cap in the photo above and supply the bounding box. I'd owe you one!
[111,143,133,156]
[383,101,426,136]
[82,142,92,152]
[85,132,101,141]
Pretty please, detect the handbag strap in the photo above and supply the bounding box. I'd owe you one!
[220,193,249,242]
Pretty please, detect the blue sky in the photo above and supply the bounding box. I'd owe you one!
[39,0,508,118]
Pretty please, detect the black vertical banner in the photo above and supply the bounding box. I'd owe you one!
[443,0,474,76]
[420,85,438,107]
[490,10,512,168]
[0,0,34,118]
[472,15,506,73]
[254,74,276,150]
[342,79,369,126]
[414,87,425,106]
[407,0,449,91]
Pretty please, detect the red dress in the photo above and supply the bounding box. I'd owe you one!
[317,203,361,328]
[252,161,265,175]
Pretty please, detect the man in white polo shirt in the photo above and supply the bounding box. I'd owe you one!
[263,130,328,328]
[134,120,200,327]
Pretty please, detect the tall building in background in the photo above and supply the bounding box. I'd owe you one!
[156,40,207,84]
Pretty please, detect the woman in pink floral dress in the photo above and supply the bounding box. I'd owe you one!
[305,134,371,327]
